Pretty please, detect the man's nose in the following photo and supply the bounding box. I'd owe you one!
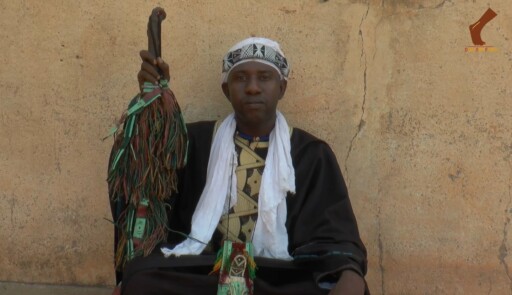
[245,76,261,95]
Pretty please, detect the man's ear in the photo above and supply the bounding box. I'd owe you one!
[222,83,230,101]
[278,79,287,100]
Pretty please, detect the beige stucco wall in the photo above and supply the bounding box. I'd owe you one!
[1,0,511,293]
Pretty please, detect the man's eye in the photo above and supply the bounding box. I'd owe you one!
[259,74,271,81]
[234,75,247,81]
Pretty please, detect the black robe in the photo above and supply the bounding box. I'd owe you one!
[111,121,368,295]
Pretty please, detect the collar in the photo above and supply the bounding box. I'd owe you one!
[235,130,270,142]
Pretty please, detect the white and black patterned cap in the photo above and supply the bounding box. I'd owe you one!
[221,37,289,83]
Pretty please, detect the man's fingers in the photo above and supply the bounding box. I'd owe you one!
[138,71,158,86]
[141,61,161,79]
[156,57,171,81]
[138,50,171,89]
[139,50,157,65]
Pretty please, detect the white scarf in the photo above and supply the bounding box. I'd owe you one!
[161,111,295,259]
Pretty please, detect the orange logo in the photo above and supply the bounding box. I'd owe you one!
[465,8,498,52]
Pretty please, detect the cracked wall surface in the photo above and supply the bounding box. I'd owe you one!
[1,0,511,293]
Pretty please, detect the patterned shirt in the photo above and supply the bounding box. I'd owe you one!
[210,134,268,250]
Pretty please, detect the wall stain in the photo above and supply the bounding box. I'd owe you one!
[278,7,297,14]
[499,177,512,293]
[448,169,462,181]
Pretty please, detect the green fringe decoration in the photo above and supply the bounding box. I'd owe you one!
[107,80,188,270]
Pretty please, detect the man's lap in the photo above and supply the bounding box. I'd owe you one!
[121,254,328,295]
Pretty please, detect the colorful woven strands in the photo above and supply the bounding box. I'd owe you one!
[107,80,188,269]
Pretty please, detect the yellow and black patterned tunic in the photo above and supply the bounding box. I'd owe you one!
[215,134,269,244]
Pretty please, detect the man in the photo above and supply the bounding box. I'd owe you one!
[111,37,368,294]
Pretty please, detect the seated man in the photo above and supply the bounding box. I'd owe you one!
[111,37,369,295]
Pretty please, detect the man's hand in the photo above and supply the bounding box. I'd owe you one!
[328,270,365,295]
[137,50,170,90]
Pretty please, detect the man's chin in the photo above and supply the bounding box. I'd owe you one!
[235,115,274,132]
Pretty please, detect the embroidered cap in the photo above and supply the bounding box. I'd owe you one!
[221,37,290,83]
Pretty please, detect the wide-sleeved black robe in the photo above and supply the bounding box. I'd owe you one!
[111,121,368,295]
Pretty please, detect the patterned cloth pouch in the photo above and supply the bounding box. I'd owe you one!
[211,241,256,295]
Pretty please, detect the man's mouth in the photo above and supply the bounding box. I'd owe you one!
[245,99,264,105]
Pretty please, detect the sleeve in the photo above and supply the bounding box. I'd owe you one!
[108,120,215,285]
[286,131,368,286]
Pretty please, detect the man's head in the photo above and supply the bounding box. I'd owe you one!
[221,37,289,136]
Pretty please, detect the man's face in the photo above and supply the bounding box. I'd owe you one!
[222,61,287,136]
